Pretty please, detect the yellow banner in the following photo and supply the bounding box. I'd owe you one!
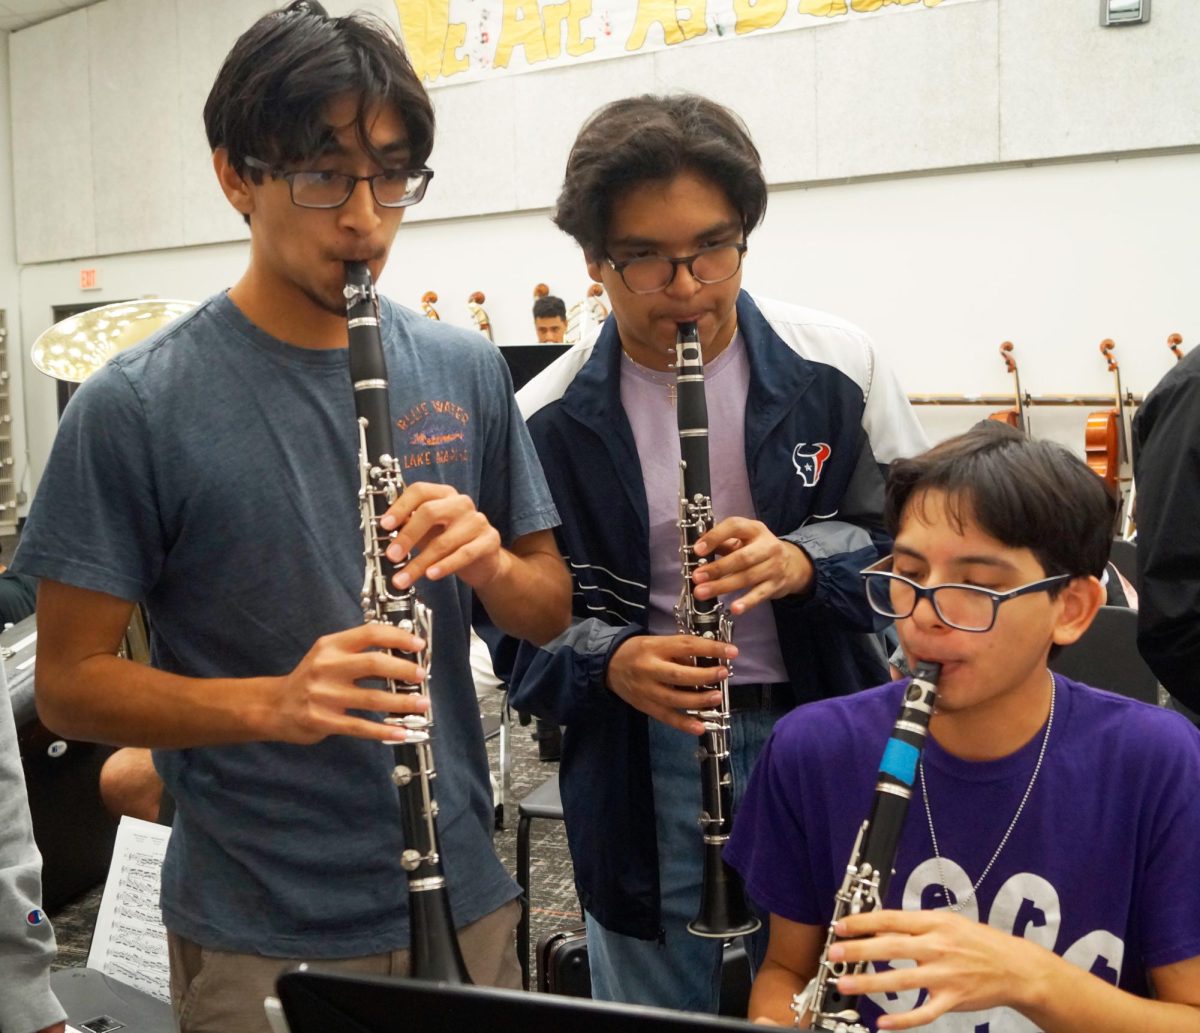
[394,0,966,85]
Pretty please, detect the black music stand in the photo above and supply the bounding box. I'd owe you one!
[498,344,569,392]
[276,970,756,1033]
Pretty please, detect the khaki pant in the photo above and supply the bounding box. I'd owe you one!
[168,898,522,1033]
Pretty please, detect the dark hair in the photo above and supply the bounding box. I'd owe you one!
[204,1,434,181]
[884,422,1115,585]
[533,295,567,321]
[553,94,767,260]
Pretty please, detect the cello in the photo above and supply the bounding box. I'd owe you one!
[467,291,494,342]
[1168,332,1185,361]
[586,283,609,323]
[1084,339,1133,537]
[421,291,440,320]
[988,341,1028,433]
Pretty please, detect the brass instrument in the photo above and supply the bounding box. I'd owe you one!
[32,299,196,383]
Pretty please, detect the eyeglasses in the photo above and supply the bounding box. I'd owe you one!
[859,556,1072,633]
[243,156,434,209]
[605,242,747,294]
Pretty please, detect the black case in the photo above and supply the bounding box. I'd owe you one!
[536,925,591,998]
[535,926,752,1017]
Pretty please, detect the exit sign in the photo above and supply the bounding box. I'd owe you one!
[80,267,101,290]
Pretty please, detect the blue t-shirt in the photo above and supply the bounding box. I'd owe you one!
[725,675,1200,1032]
[15,292,559,957]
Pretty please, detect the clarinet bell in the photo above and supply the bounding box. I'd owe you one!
[688,844,762,938]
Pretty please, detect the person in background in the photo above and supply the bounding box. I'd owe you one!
[533,293,568,343]
[0,684,66,1033]
[0,542,37,627]
[1132,343,1200,715]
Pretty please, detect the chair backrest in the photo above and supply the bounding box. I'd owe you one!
[1108,537,1137,586]
[1050,605,1158,705]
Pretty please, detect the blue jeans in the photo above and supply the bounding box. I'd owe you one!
[585,707,778,1013]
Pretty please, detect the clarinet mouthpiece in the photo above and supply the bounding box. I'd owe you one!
[910,661,942,685]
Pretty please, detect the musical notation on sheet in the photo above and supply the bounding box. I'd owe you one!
[87,815,172,1002]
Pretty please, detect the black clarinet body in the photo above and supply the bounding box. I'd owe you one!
[793,661,942,1031]
[673,321,761,939]
[344,261,471,984]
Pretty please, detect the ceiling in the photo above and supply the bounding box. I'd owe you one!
[0,0,97,33]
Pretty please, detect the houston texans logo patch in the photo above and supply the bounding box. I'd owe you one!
[792,442,832,486]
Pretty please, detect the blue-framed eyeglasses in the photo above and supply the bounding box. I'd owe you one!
[243,156,434,209]
[860,555,1072,633]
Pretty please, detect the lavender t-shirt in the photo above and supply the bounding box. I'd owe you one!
[619,332,788,684]
[726,675,1200,1031]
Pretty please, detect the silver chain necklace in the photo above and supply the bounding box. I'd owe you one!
[919,669,1056,914]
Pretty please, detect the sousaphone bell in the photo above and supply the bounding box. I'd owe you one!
[31,298,197,386]
[30,297,196,662]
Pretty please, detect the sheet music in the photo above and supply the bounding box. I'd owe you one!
[87,815,172,1002]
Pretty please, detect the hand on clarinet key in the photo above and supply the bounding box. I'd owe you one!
[272,624,431,745]
[691,517,814,614]
[606,634,738,735]
[826,909,1047,1030]
[380,481,504,591]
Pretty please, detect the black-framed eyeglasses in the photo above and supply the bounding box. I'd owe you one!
[243,156,434,209]
[859,555,1072,633]
[605,242,747,295]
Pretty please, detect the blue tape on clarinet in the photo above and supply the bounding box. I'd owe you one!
[879,738,920,787]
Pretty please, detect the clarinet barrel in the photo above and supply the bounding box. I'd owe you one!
[345,260,471,984]
[673,321,761,940]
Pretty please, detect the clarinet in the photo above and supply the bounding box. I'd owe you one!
[673,321,762,939]
[344,261,471,984]
[792,661,942,1031]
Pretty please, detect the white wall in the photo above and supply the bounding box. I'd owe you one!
[17,147,1200,499]
[7,0,1200,509]
[9,0,1200,260]
[0,33,29,522]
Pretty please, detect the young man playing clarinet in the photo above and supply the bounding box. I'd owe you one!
[487,94,927,1013]
[13,4,569,1030]
[727,422,1200,1031]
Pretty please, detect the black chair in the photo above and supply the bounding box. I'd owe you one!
[1050,605,1158,705]
[516,772,567,990]
[1108,537,1137,587]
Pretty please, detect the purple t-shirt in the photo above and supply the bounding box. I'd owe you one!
[726,675,1200,1031]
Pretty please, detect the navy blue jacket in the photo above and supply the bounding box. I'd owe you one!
[490,292,927,939]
